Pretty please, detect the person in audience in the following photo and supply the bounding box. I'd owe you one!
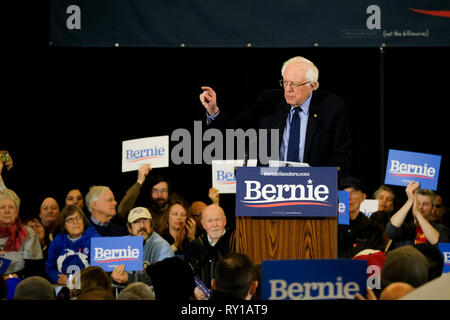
[85,186,128,237]
[0,188,43,279]
[0,151,13,194]
[356,282,415,300]
[372,185,396,215]
[430,192,448,227]
[185,204,235,289]
[414,243,444,282]
[39,197,61,240]
[189,187,220,236]
[118,164,172,233]
[160,198,196,257]
[65,188,85,209]
[45,205,100,284]
[190,201,206,234]
[386,181,450,248]
[381,245,430,290]
[379,282,415,300]
[369,210,394,253]
[0,274,7,299]
[110,207,174,286]
[146,256,197,300]
[76,287,115,300]
[24,216,50,261]
[13,276,56,300]
[210,253,259,300]
[117,282,155,300]
[70,266,113,299]
[338,177,384,258]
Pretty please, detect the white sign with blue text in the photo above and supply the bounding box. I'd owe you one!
[235,166,338,217]
[262,259,367,300]
[212,160,243,194]
[384,149,441,190]
[90,236,143,272]
[122,136,169,172]
[212,159,258,193]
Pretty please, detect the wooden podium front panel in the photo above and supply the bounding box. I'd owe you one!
[236,216,337,265]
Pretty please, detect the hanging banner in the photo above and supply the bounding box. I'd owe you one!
[50,0,450,47]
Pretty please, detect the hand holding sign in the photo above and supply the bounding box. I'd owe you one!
[137,164,152,185]
[111,264,129,284]
[208,187,220,204]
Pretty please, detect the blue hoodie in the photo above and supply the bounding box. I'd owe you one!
[46,224,100,284]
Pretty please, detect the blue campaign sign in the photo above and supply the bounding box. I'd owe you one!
[438,243,450,274]
[235,167,338,217]
[338,191,350,225]
[384,149,441,190]
[0,257,12,275]
[262,259,367,300]
[90,236,143,272]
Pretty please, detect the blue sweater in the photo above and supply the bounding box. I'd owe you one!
[46,225,100,284]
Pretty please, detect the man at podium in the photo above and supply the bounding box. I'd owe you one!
[199,56,352,175]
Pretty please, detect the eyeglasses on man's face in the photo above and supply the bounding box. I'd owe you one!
[279,79,310,88]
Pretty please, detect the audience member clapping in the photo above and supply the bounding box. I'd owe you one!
[160,198,196,257]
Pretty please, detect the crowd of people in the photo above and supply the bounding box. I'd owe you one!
[1,150,449,301]
[1,54,449,301]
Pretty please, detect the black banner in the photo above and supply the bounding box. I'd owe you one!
[49,0,450,47]
[50,0,450,47]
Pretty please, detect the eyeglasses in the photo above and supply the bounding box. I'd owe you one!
[151,189,168,194]
[65,215,82,224]
[279,79,310,88]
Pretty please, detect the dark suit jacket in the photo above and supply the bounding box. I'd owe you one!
[208,89,352,174]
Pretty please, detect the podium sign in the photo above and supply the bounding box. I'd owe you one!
[235,167,338,217]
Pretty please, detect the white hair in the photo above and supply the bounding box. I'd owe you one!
[85,186,109,213]
[0,188,21,211]
[281,56,320,90]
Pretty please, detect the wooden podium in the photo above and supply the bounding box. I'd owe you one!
[236,216,337,264]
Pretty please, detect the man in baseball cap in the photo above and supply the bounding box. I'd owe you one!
[111,207,174,285]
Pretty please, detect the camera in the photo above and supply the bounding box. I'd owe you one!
[1,152,9,164]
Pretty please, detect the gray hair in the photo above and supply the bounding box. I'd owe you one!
[85,186,110,213]
[281,56,320,90]
[373,185,395,201]
[416,189,436,206]
[0,188,21,211]
[117,282,155,300]
[14,276,56,300]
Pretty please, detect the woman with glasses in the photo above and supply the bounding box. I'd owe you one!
[45,205,100,285]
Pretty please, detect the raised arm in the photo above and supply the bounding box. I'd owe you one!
[199,86,220,116]
[390,181,419,228]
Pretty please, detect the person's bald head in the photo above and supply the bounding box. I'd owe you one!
[379,282,415,300]
[201,204,226,243]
